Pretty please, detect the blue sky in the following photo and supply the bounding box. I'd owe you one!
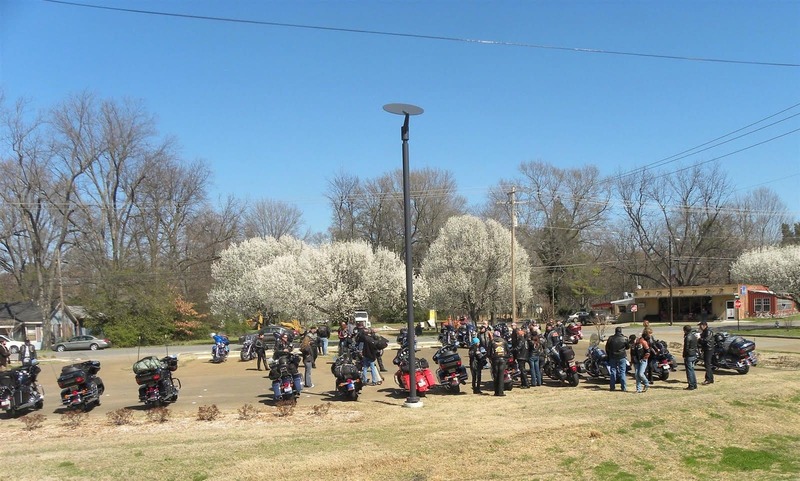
[2,0,798,234]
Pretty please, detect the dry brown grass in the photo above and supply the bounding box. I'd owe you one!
[2,364,799,481]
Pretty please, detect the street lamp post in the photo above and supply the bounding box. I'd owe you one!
[383,103,424,408]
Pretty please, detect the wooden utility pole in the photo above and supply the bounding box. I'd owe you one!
[509,186,517,323]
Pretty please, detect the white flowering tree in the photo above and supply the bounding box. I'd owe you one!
[422,215,532,322]
[730,245,800,314]
[210,237,425,324]
[209,236,307,320]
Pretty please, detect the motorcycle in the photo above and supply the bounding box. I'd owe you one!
[211,338,229,363]
[0,361,44,417]
[456,324,475,348]
[239,334,257,362]
[269,354,302,402]
[393,346,436,395]
[330,347,363,401]
[648,339,677,382]
[542,343,580,387]
[565,321,583,344]
[57,360,104,411]
[133,355,180,407]
[583,343,612,379]
[432,343,468,393]
[695,331,757,374]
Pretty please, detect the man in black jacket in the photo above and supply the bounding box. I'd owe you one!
[698,321,715,385]
[254,333,267,371]
[512,328,530,388]
[358,329,382,385]
[605,327,630,392]
[682,325,699,390]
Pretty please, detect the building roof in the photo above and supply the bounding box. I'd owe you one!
[0,301,44,324]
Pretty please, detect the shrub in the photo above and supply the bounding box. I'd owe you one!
[106,408,134,426]
[145,407,171,423]
[61,410,88,428]
[20,413,46,431]
[275,400,295,417]
[197,404,221,421]
[310,402,331,417]
[237,403,259,420]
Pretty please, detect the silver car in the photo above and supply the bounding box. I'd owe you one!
[54,335,111,352]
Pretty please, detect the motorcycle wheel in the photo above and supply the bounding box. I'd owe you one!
[568,372,580,387]
[240,351,250,361]
[504,382,513,392]
[736,365,750,375]
[659,370,670,381]
[346,390,359,401]
[451,384,461,394]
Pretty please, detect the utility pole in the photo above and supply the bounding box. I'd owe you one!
[508,186,517,323]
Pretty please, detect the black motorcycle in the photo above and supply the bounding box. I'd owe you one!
[432,343,468,394]
[331,347,363,401]
[647,339,677,382]
[456,324,475,349]
[133,355,180,407]
[239,334,257,362]
[57,360,104,411]
[695,331,757,374]
[0,361,44,417]
[542,343,580,387]
[269,354,302,402]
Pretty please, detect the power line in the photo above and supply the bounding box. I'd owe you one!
[42,0,800,68]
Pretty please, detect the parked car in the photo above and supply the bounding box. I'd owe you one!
[237,325,299,350]
[54,335,111,352]
[0,335,25,354]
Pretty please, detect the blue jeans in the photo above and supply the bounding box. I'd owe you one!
[635,360,650,392]
[529,357,542,386]
[609,358,627,391]
[361,358,381,384]
[319,337,329,356]
[684,356,697,388]
[272,374,303,400]
[304,359,313,387]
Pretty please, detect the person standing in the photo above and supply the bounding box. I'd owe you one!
[300,333,315,388]
[358,329,382,385]
[490,332,509,397]
[19,339,37,366]
[317,322,331,356]
[337,321,353,356]
[682,325,699,390]
[528,333,544,387]
[605,327,630,392]
[0,338,10,371]
[254,333,268,371]
[634,329,652,393]
[468,337,487,394]
[512,328,530,388]
[698,320,715,385]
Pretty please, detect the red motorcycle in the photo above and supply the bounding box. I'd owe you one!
[393,346,436,395]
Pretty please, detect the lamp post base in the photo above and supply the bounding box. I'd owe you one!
[403,398,424,408]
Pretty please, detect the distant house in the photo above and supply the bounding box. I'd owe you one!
[608,284,798,323]
[0,301,45,344]
[0,301,90,347]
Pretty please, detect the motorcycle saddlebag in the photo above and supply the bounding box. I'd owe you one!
[334,363,359,380]
[437,352,461,370]
[134,370,161,385]
[724,336,755,356]
[559,345,576,362]
[0,371,14,388]
[162,356,178,372]
[58,366,88,389]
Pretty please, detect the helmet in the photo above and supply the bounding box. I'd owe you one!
[472,337,479,345]
[210,333,217,338]
[30,359,39,366]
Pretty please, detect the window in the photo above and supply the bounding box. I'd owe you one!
[754,298,771,312]
[777,300,793,311]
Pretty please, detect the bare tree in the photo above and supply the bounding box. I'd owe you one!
[326,171,360,242]
[729,187,789,249]
[243,199,303,240]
